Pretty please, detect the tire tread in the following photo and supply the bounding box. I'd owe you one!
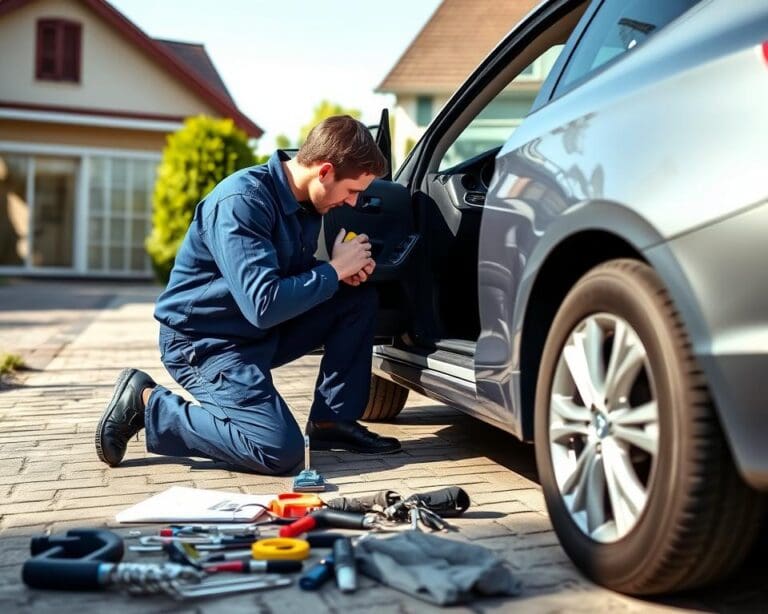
[361,374,409,421]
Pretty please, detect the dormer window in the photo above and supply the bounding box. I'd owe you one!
[36,19,81,82]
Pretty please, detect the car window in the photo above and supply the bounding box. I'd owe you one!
[439,45,564,171]
[555,0,700,94]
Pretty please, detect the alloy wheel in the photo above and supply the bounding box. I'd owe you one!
[549,313,659,543]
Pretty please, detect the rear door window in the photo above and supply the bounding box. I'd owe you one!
[555,0,700,95]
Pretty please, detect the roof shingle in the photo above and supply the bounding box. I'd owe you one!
[155,39,235,107]
[377,0,539,94]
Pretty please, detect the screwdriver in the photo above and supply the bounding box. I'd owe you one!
[279,510,376,538]
[203,559,302,574]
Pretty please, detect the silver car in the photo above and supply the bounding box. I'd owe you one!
[321,0,768,594]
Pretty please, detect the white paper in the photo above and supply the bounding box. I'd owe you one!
[115,486,274,523]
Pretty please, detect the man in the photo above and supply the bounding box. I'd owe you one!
[95,115,401,475]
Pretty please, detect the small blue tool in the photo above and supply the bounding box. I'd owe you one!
[293,435,326,492]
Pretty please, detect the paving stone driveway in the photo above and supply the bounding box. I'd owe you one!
[0,280,764,613]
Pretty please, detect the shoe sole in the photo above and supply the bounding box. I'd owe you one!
[95,368,136,466]
[309,441,402,454]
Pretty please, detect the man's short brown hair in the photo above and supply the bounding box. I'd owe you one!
[296,115,387,180]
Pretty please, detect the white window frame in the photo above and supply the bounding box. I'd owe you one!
[0,141,160,278]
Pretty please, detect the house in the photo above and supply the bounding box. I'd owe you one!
[0,0,261,278]
[378,0,554,166]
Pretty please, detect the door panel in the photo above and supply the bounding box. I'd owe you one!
[322,178,419,338]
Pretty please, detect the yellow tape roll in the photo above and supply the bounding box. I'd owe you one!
[251,537,310,560]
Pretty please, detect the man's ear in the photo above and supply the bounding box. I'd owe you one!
[318,162,334,182]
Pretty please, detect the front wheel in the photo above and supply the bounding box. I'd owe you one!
[534,259,763,594]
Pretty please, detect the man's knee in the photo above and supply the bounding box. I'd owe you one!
[236,422,303,475]
[260,433,303,475]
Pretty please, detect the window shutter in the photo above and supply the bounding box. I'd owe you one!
[61,23,81,81]
[35,19,81,82]
[36,20,58,79]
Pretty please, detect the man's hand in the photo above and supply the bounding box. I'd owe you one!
[329,228,373,281]
[342,259,376,286]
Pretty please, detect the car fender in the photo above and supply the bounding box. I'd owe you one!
[502,199,712,439]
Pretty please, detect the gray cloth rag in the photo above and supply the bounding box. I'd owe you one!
[355,531,521,605]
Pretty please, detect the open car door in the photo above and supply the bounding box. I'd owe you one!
[318,110,419,342]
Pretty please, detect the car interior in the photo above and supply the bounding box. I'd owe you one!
[315,1,588,365]
[407,4,587,362]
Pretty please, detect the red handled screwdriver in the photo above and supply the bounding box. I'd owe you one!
[203,559,302,574]
[279,510,376,538]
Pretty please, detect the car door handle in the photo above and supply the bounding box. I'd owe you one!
[358,196,382,213]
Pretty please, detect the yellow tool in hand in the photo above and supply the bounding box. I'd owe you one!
[251,537,310,561]
[343,231,357,242]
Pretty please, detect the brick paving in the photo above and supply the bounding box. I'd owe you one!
[0,280,765,613]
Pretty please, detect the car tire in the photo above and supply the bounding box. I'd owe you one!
[360,374,409,421]
[534,259,764,595]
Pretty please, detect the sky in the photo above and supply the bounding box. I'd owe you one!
[108,0,443,153]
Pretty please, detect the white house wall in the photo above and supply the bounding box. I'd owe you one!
[0,0,218,118]
[393,94,450,168]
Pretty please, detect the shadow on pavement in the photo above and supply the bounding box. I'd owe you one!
[0,278,158,312]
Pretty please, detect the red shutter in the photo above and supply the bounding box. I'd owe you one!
[35,19,81,82]
[36,20,58,79]
[61,23,81,81]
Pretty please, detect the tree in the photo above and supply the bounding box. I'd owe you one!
[146,115,255,283]
[298,100,361,144]
[275,134,293,150]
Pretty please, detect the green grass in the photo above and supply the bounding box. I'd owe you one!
[0,353,25,376]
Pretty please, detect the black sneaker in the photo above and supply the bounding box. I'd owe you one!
[95,368,156,466]
[306,420,402,454]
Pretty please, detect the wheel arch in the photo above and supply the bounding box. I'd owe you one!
[517,229,647,440]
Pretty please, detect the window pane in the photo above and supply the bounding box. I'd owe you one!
[32,156,77,267]
[130,247,147,272]
[88,216,104,243]
[439,45,564,170]
[0,153,29,266]
[109,218,125,244]
[88,245,103,270]
[557,0,699,92]
[89,157,106,212]
[108,246,125,270]
[131,218,147,246]
[111,159,127,212]
[130,160,151,215]
[416,96,433,127]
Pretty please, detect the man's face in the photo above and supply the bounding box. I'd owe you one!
[309,163,376,215]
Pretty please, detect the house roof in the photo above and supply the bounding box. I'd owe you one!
[155,39,235,107]
[0,0,263,137]
[377,0,539,95]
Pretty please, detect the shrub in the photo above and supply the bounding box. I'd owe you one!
[146,115,256,282]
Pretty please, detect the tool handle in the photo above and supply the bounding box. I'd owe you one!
[280,510,368,537]
[332,537,357,593]
[262,560,303,573]
[203,559,302,574]
[305,532,345,548]
[22,560,105,590]
[29,529,124,561]
[314,510,369,530]
[299,557,334,591]
[279,515,318,538]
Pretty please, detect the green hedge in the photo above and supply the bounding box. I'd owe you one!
[146,116,256,283]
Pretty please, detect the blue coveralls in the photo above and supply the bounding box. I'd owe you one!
[145,151,377,474]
